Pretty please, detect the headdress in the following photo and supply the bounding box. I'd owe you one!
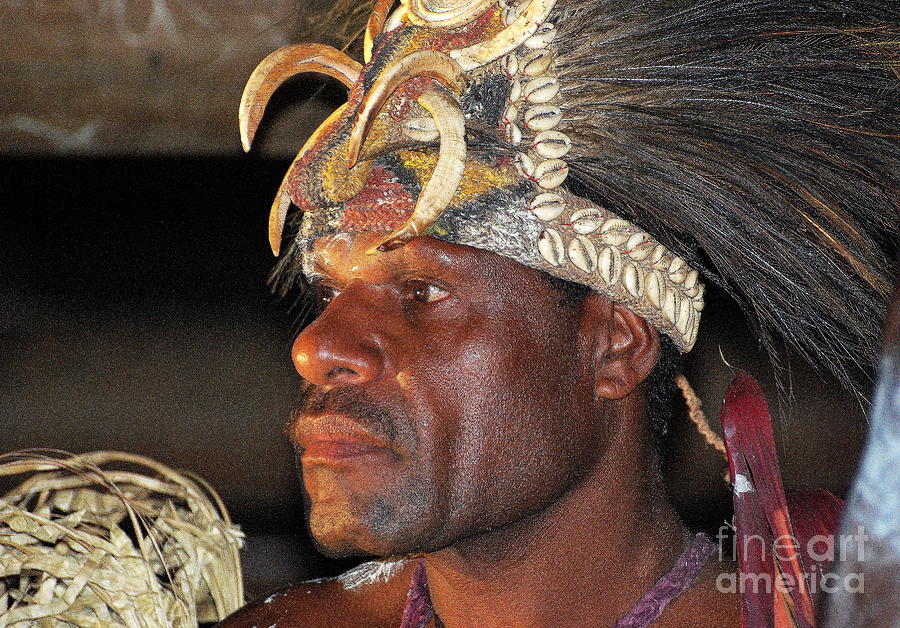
[241,0,897,396]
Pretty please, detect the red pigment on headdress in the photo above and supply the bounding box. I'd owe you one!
[339,166,415,232]
[286,86,364,209]
[391,77,434,120]
[431,9,497,50]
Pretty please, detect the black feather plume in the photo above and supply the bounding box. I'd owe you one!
[552,0,899,399]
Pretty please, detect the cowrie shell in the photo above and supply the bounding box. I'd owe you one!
[683,269,699,290]
[520,49,553,77]
[623,261,645,298]
[687,315,699,344]
[502,54,519,77]
[402,116,439,142]
[663,287,680,325]
[599,218,635,246]
[571,207,603,234]
[523,76,559,103]
[533,158,568,189]
[515,152,535,178]
[691,283,705,309]
[645,269,665,308]
[523,104,562,131]
[568,235,597,273]
[650,245,670,270]
[685,313,699,348]
[597,246,623,286]
[524,22,556,49]
[625,232,654,260]
[537,228,565,267]
[508,79,522,103]
[684,276,700,298]
[530,192,565,221]
[503,103,519,125]
[677,298,693,334]
[502,3,524,26]
[668,257,687,283]
[505,121,522,145]
[533,130,571,159]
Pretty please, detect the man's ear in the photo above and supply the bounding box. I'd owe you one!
[582,295,661,400]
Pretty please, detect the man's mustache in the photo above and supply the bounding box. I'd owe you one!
[290,383,405,443]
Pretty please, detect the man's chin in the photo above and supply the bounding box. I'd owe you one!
[308,525,410,559]
[307,505,438,558]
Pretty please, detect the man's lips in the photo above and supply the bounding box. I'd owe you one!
[293,414,392,466]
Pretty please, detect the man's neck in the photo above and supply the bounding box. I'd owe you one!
[423,398,688,628]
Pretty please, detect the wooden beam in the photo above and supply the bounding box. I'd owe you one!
[1,0,349,156]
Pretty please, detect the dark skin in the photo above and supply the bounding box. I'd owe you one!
[220,233,739,627]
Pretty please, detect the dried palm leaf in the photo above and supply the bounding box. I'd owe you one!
[0,450,244,627]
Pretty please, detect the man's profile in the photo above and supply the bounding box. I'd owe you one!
[221,0,897,625]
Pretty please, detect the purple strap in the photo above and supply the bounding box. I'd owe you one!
[611,532,716,627]
[399,533,715,628]
[399,558,434,628]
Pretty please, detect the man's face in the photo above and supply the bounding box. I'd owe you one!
[289,233,605,557]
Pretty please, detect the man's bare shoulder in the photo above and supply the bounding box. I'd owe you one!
[218,559,416,628]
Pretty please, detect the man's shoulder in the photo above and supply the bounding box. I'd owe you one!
[218,559,416,628]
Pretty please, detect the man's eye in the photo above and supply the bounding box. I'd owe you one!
[408,281,449,304]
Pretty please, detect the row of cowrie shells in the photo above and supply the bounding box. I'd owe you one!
[499,12,571,193]
[499,2,562,50]
[500,1,700,347]
[537,220,704,334]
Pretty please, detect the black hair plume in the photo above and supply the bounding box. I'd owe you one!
[552,0,898,399]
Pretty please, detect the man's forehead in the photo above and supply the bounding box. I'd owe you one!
[304,233,483,283]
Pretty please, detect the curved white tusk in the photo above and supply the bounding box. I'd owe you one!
[401,0,496,28]
[240,44,361,152]
[346,50,468,168]
[450,0,557,71]
[268,103,350,256]
[369,86,467,253]
[364,0,399,63]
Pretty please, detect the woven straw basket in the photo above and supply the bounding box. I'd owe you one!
[0,450,244,627]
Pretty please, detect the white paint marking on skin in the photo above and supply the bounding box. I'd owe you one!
[733,473,755,495]
[263,592,279,604]
[337,558,408,591]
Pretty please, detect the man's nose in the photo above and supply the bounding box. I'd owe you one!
[291,287,385,386]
